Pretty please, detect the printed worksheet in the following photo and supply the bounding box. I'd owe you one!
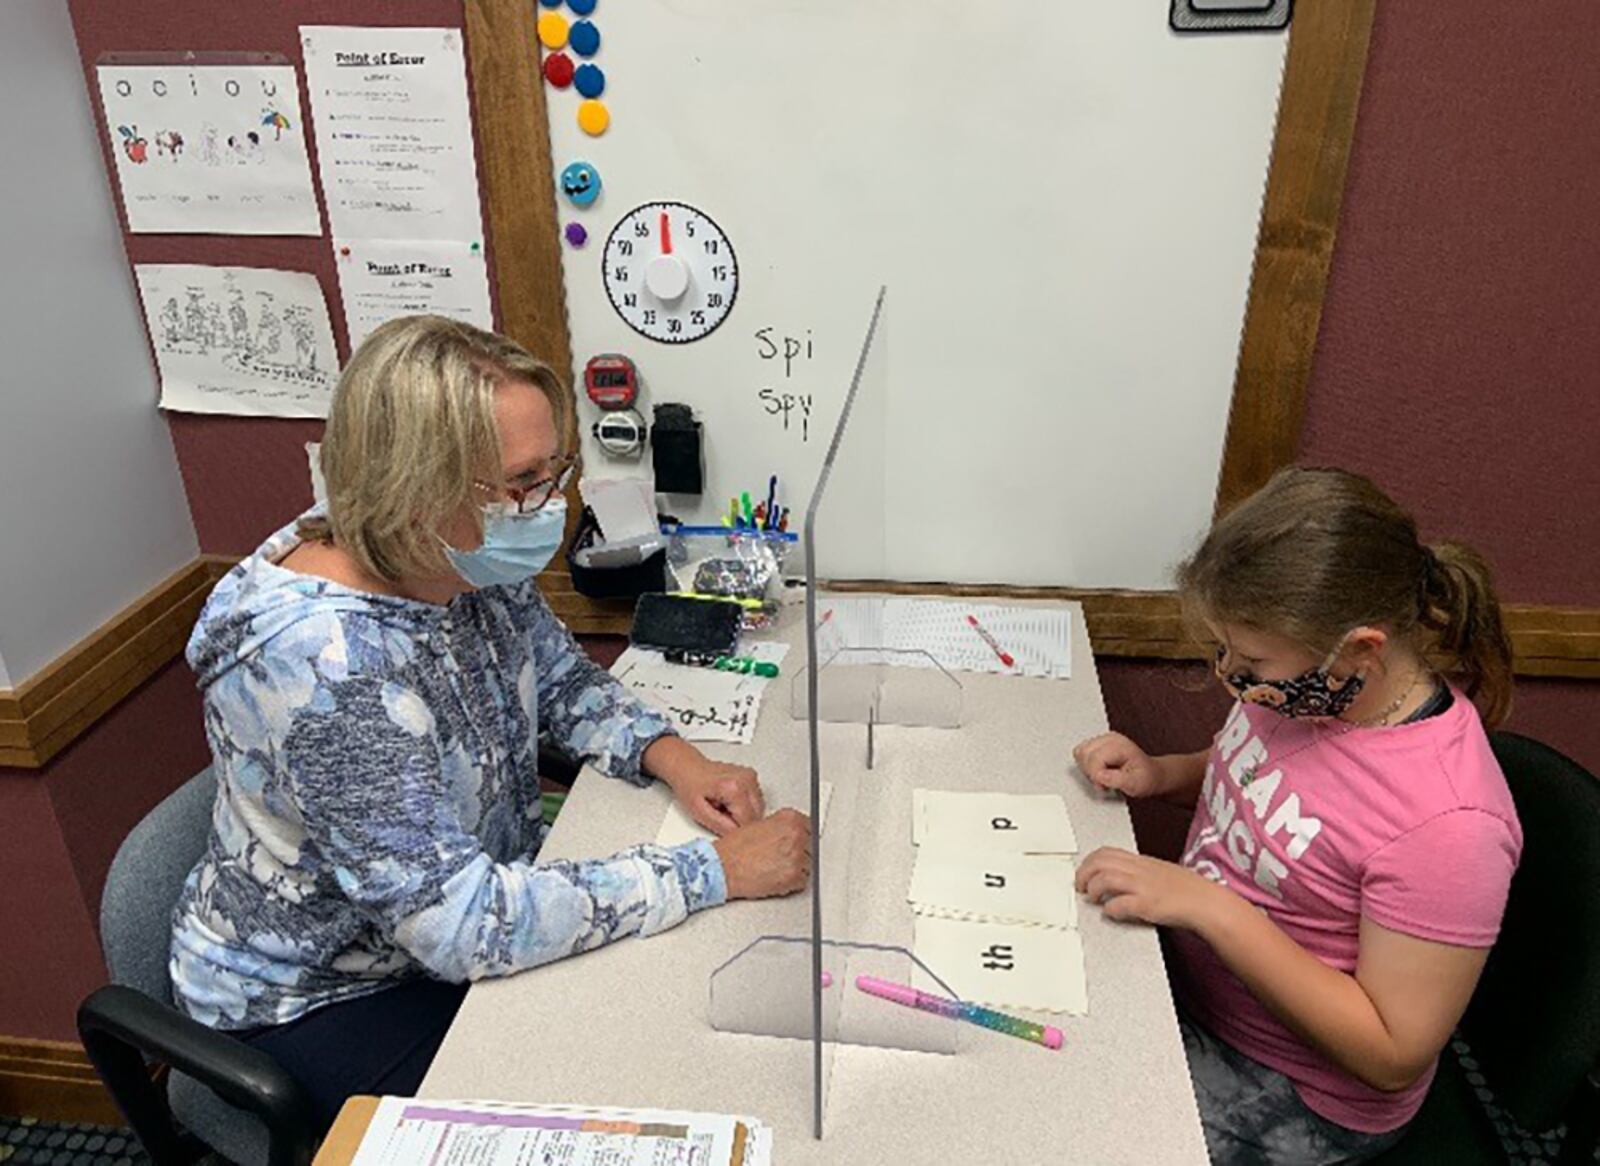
[97,61,320,234]
[334,239,493,351]
[301,26,486,241]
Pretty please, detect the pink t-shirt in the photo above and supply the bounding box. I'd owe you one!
[1170,690,1521,1134]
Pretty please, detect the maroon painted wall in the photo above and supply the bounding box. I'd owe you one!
[1297,4,1600,603]
[0,660,210,1041]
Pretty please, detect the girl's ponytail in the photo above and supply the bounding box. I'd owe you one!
[1420,541,1514,728]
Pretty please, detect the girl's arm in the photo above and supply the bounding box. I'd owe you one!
[1075,849,1493,1091]
[1198,893,1486,1091]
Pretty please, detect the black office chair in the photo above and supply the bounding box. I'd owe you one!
[77,768,320,1166]
[1372,731,1600,1165]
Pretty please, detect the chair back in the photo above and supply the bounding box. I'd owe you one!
[101,768,218,1005]
[1466,733,1600,1131]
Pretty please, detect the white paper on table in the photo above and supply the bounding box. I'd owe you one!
[618,660,766,744]
[912,915,1088,1015]
[334,239,493,353]
[817,597,1072,679]
[301,26,486,242]
[581,477,660,543]
[348,1096,763,1166]
[914,790,1078,855]
[96,62,321,235]
[908,852,1077,929]
[657,781,833,847]
[135,265,337,418]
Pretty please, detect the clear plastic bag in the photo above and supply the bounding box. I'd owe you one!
[664,525,795,629]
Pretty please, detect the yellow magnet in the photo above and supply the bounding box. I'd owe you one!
[537,11,570,50]
[577,99,610,137]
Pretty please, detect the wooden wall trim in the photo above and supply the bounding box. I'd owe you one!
[0,558,229,769]
[1214,0,1377,515]
[0,1037,122,1127]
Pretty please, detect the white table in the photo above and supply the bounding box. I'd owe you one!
[422,598,1208,1164]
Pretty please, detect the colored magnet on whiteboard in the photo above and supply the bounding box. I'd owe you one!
[569,20,601,57]
[543,51,575,88]
[559,160,602,207]
[568,0,597,13]
[577,99,610,136]
[565,222,589,248]
[574,63,606,99]
[537,11,570,50]
[539,0,563,6]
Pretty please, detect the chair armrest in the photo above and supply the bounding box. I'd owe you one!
[78,984,320,1166]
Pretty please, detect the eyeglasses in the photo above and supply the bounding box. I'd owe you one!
[475,455,577,515]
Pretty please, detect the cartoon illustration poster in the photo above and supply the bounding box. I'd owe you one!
[96,63,321,235]
[135,265,337,417]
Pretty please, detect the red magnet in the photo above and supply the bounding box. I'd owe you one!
[543,52,576,88]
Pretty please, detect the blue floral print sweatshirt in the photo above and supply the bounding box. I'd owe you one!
[170,513,726,1030]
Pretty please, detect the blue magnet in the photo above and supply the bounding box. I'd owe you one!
[539,0,563,6]
[559,160,603,207]
[568,0,597,13]
[574,63,606,99]
[569,19,601,57]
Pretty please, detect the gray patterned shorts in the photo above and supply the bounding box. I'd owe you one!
[1179,1011,1409,1165]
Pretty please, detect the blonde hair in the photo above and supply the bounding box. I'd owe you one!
[299,315,572,582]
[1178,467,1514,727]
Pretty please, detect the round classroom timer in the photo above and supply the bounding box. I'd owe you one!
[602,202,739,343]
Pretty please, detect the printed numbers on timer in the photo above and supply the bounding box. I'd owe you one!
[603,202,738,344]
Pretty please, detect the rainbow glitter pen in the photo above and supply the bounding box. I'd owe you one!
[855,976,1063,1050]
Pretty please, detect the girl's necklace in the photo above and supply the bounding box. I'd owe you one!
[1240,670,1428,787]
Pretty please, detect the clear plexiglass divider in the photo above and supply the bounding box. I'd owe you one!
[705,287,970,1140]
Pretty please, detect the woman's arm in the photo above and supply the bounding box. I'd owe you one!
[283,673,726,981]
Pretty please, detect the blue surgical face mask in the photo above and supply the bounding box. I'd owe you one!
[443,498,568,589]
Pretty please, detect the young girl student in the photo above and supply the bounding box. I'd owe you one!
[1073,467,1521,1164]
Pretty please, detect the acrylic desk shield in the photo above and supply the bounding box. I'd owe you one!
[708,289,961,1140]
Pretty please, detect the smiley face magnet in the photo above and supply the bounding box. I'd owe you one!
[559,160,603,208]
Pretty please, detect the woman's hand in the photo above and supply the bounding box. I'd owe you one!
[713,809,812,899]
[1071,732,1168,798]
[643,737,765,835]
[1075,846,1226,929]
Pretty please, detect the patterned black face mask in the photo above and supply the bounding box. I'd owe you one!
[1214,641,1366,719]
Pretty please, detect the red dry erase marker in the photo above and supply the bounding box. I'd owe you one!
[966,613,1015,668]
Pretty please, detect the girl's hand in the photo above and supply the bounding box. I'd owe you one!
[1071,732,1166,797]
[1075,847,1224,929]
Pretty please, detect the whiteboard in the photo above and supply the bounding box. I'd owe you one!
[548,0,1287,589]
